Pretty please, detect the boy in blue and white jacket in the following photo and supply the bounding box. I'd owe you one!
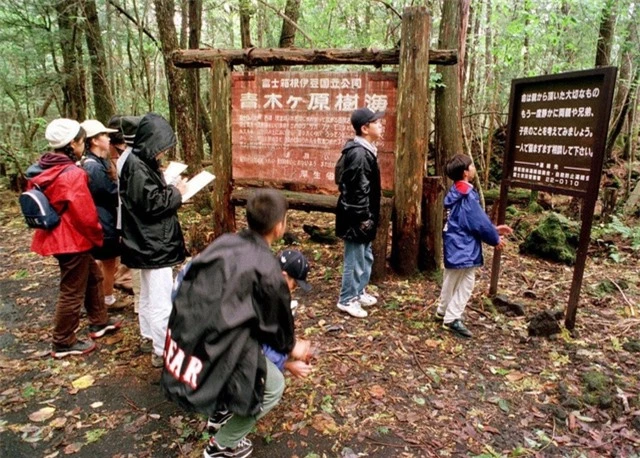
[436,154,512,338]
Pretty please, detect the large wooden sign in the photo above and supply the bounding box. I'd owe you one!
[505,68,616,197]
[231,71,397,192]
[491,67,617,330]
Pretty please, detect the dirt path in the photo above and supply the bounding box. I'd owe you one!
[1,189,639,457]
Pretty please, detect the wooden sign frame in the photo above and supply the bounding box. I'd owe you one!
[490,67,617,329]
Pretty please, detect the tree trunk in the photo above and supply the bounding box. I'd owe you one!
[463,2,481,155]
[483,0,496,188]
[522,0,531,73]
[391,7,430,276]
[273,0,301,71]
[55,0,86,120]
[427,0,469,272]
[608,3,637,161]
[81,0,116,122]
[210,59,235,237]
[153,0,198,164]
[595,0,617,67]
[239,0,253,48]
[187,0,203,166]
[606,68,639,160]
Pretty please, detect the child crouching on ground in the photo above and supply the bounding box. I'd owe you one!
[436,154,513,338]
[208,249,316,434]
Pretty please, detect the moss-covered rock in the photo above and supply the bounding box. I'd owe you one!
[519,212,580,265]
[581,370,615,408]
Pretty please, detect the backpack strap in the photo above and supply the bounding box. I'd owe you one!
[37,165,75,214]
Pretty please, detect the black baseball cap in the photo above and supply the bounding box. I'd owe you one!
[350,107,385,131]
[278,250,312,292]
[107,115,142,146]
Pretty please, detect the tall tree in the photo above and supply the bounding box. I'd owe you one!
[426,0,469,271]
[187,0,203,166]
[153,0,197,163]
[55,0,86,120]
[595,0,617,67]
[81,0,116,121]
[239,0,252,48]
[273,0,301,71]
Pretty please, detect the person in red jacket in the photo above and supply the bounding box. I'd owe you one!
[27,119,122,358]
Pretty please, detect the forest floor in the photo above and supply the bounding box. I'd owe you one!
[1,187,639,458]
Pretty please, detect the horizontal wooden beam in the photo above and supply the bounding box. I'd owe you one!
[172,47,457,68]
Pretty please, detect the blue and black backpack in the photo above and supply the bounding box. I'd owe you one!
[19,166,72,230]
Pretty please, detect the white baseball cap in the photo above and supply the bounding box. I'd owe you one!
[80,119,118,139]
[45,119,82,149]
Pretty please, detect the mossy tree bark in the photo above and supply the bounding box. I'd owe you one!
[391,7,430,276]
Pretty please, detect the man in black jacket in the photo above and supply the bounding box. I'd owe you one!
[335,107,384,318]
[119,113,187,367]
[162,189,299,458]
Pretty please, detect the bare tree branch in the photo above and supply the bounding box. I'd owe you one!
[107,0,159,47]
[255,0,313,46]
[371,0,402,19]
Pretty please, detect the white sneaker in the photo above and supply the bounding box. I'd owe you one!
[104,294,116,306]
[358,291,378,307]
[337,298,368,318]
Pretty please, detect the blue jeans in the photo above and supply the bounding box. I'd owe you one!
[339,240,373,304]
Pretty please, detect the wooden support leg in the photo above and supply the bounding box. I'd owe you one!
[371,197,393,283]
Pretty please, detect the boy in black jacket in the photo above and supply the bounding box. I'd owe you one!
[162,189,313,458]
[335,107,384,318]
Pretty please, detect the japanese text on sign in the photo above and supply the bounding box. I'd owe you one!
[231,71,397,191]
[507,71,612,195]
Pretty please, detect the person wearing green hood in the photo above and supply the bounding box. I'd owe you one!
[119,113,188,367]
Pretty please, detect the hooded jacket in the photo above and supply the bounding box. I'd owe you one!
[119,113,186,269]
[443,181,500,269]
[335,139,381,243]
[161,229,295,417]
[27,153,103,256]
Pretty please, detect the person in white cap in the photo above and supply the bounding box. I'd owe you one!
[25,119,121,358]
[80,120,120,309]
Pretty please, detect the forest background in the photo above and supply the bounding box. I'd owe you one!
[0,0,638,197]
[1,1,640,457]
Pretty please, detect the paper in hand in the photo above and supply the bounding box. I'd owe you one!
[163,161,188,185]
[181,171,216,202]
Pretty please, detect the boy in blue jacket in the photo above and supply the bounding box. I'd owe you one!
[436,154,512,338]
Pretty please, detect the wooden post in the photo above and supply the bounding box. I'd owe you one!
[391,6,431,276]
[210,59,235,237]
[419,177,444,271]
[370,197,392,283]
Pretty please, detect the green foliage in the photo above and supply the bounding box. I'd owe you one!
[592,216,640,252]
[85,428,107,444]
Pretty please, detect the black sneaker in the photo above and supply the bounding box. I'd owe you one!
[443,319,473,338]
[89,318,122,339]
[51,340,96,358]
[204,437,252,458]
[207,410,234,434]
[434,311,445,322]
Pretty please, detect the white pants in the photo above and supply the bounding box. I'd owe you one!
[139,267,173,356]
[437,267,476,323]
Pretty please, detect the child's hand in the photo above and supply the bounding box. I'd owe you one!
[495,236,507,250]
[175,178,188,195]
[290,339,311,361]
[285,360,312,378]
[496,224,513,236]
